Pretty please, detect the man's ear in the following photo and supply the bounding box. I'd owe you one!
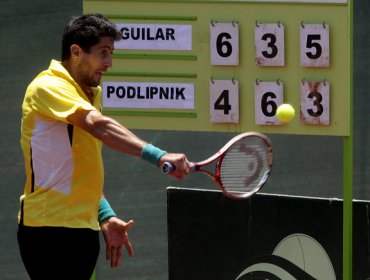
[70,44,82,59]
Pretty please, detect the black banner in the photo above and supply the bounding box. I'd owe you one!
[167,188,370,279]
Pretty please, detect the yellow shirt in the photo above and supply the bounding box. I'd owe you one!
[19,60,103,230]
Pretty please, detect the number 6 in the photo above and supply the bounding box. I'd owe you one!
[210,22,239,65]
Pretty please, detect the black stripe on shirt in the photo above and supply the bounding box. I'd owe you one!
[67,124,74,146]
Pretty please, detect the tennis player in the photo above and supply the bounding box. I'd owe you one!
[17,13,191,279]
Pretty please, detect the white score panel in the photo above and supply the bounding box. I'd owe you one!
[255,23,285,67]
[254,80,284,125]
[210,79,239,123]
[210,22,239,65]
[300,80,330,125]
[300,23,330,67]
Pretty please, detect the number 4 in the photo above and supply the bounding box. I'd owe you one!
[214,90,231,114]
[210,79,239,123]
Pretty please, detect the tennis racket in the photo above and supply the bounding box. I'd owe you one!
[162,132,273,200]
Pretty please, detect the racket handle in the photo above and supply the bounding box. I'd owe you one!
[161,162,175,174]
[161,162,195,174]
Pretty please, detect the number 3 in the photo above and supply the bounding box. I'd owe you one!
[300,80,330,125]
[307,91,323,117]
[255,23,285,67]
[261,33,278,59]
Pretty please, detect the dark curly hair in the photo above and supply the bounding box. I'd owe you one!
[61,13,121,60]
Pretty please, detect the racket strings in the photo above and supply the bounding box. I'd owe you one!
[219,136,271,194]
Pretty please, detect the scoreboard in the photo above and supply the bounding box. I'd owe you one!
[84,0,351,136]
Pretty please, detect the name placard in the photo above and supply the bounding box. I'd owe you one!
[115,23,192,50]
[102,82,195,109]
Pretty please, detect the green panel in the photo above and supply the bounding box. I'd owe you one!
[343,0,354,278]
[85,0,350,136]
[86,0,347,4]
[103,109,197,117]
[113,52,197,60]
[106,14,197,20]
[104,71,197,78]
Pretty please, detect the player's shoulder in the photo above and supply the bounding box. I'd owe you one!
[29,60,74,88]
[28,69,75,94]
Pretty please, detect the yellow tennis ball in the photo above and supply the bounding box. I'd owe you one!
[276,103,295,123]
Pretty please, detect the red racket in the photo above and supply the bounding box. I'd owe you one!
[161,132,273,200]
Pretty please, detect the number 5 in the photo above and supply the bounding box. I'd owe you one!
[300,23,330,67]
[306,34,322,59]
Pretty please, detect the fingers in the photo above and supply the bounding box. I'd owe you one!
[106,219,135,268]
[107,242,130,268]
[112,245,122,268]
[173,159,191,180]
[110,245,118,268]
[107,245,122,268]
[125,219,134,230]
[115,246,123,267]
[123,221,134,257]
[160,153,192,180]
[122,220,134,257]
[106,244,112,262]
[125,238,134,257]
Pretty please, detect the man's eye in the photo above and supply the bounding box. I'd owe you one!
[98,49,113,58]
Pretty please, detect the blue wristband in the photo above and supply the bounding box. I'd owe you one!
[141,144,166,166]
[98,198,116,223]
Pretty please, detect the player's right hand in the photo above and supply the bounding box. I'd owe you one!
[159,153,191,180]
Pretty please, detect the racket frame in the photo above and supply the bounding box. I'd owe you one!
[193,132,272,199]
[162,132,273,200]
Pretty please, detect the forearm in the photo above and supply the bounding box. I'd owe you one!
[87,112,168,165]
[68,109,186,173]
[68,109,147,156]
[91,115,146,156]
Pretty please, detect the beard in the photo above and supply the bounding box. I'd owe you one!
[83,73,101,88]
[78,59,102,88]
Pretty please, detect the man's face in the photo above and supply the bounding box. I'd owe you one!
[77,36,114,87]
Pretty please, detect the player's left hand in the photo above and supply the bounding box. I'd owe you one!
[100,216,134,268]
